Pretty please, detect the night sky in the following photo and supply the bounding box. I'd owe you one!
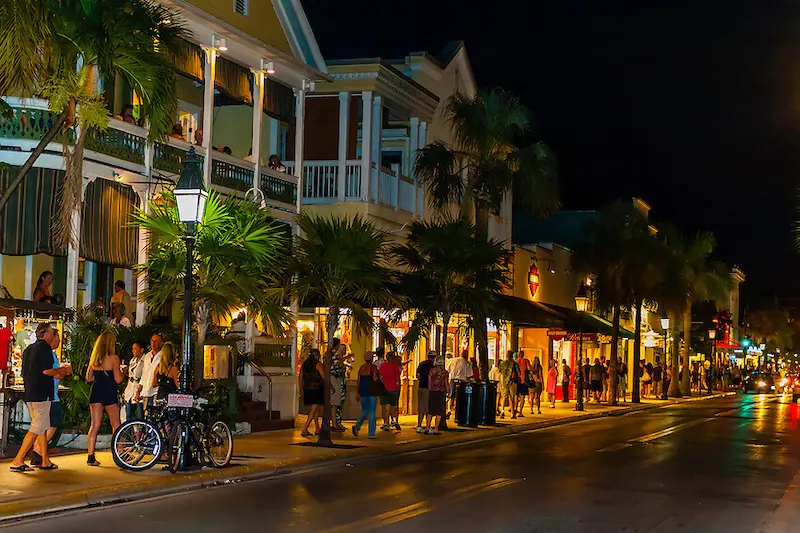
[302,0,800,308]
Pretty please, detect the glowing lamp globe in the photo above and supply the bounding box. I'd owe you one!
[174,148,207,227]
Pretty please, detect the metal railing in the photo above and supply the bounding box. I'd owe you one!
[246,359,274,422]
[86,122,147,165]
[153,139,205,174]
[210,154,255,192]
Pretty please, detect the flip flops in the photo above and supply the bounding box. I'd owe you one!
[10,464,33,472]
[38,463,58,471]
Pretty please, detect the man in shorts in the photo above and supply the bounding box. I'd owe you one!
[31,330,71,465]
[499,350,519,419]
[415,352,436,433]
[10,323,69,472]
[379,354,402,431]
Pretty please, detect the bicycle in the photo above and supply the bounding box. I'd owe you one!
[111,390,233,473]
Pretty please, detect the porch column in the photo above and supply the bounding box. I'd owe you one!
[135,188,150,326]
[24,256,33,300]
[409,117,420,217]
[201,46,217,187]
[293,87,306,214]
[418,121,428,218]
[65,179,88,310]
[251,69,265,189]
[337,91,349,201]
[371,95,383,204]
[360,92,373,202]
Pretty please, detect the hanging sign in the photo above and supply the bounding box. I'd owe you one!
[528,263,540,297]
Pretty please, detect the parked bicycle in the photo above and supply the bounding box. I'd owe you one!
[111,389,232,473]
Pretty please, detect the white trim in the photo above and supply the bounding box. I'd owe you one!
[337,92,349,201]
[293,88,306,214]
[202,47,217,187]
[24,256,33,301]
[251,70,265,187]
[360,92,373,202]
[272,0,327,73]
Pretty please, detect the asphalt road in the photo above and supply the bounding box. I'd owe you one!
[4,394,800,533]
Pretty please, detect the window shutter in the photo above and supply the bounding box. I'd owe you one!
[234,0,248,16]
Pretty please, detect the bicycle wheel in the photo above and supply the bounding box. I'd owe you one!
[206,420,233,468]
[112,420,162,472]
[168,421,186,474]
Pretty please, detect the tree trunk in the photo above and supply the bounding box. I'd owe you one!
[475,314,490,380]
[194,302,209,391]
[608,303,620,406]
[680,298,692,396]
[0,109,69,212]
[668,311,682,397]
[440,312,452,357]
[317,306,338,446]
[631,298,642,403]
[474,199,490,240]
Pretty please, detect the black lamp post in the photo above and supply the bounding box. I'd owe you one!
[173,148,207,392]
[660,314,669,400]
[708,328,717,375]
[574,283,589,412]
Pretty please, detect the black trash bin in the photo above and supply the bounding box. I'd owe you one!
[478,381,498,426]
[455,380,483,427]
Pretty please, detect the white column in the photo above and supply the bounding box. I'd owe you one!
[135,188,150,326]
[268,118,279,159]
[251,69,265,189]
[409,117,420,217]
[360,92,373,202]
[418,121,428,218]
[371,96,383,204]
[337,92,349,201]
[24,256,33,300]
[201,47,217,187]
[293,88,306,214]
[65,179,87,310]
[84,261,95,305]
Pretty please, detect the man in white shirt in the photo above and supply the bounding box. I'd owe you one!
[448,350,472,414]
[137,333,163,412]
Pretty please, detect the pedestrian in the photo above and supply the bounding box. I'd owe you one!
[10,323,68,472]
[379,351,402,431]
[546,359,558,408]
[600,356,609,402]
[448,350,471,418]
[617,356,628,403]
[268,154,287,172]
[110,280,134,324]
[516,352,531,416]
[352,351,380,439]
[32,271,54,302]
[415,351,436,433]
[470,357,480,380]
[152,342,179,401]
[425,355,449,435]
[652,359,663,397]
[640,361,652,399]
[86,331,124,467]
[31,329,71,466]
[330,342,348,432]
[138,333,163,414]
[110,303,132,328]
[498,350,520,418]
[582,357,591,402]
[560,358,571,403]
[490,361,504,415]
[723,365,732,390]
[122,340,145,422]
[590,358,603,403]
[299,348,324,437]
[530,356,543,414]
[374,346,386,369]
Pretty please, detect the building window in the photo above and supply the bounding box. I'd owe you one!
[234,0,248,16]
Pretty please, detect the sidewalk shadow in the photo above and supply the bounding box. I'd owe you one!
[290,443,364,449]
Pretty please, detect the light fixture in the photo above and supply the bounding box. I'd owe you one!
[262,60,275,74]
[660,314,669,331]
[212,34,227,51]
[574,283,589,313]
[113,172,123,182]
[548,262,556,274]
[708,329,716,340]
[174,147,207,227]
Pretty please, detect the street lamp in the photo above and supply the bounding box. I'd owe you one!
[660,314,669,400]
[708,328,717,372]
[574,283,589,412]
[174,148,207,392]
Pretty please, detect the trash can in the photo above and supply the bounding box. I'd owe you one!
[478,381,498,426]
[455,380,483,427]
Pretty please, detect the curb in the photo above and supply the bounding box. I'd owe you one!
[0,391,734,523]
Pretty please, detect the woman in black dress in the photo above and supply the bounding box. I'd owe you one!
[152,342,179,401]
[86,331,124,466]
[299,349,324,437]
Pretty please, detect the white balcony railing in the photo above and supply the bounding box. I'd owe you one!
[285,159,363,203]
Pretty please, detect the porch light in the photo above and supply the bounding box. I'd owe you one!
[263,60,275,74]
[212,34,228,51]
[575,283,589,313]
[174,148,207,227]
[660,314,669,331]
[708,329,716,340]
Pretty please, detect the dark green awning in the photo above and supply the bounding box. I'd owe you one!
[540,303,635,339]
[80,179,139,267]
[0,165,64,256]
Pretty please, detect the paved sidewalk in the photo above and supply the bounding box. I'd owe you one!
[0,393,733,522]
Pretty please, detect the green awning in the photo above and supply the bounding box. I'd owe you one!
[0,165,64,256]
[80,179,139,267]
[541,303,635,339]
[496,294,565,328]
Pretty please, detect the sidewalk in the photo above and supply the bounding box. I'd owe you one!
[0,392,733,522]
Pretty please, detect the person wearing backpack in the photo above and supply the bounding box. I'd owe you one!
[299,349,324,437]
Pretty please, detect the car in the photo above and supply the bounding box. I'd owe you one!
[783,375,800,403]
[742,372,777,395]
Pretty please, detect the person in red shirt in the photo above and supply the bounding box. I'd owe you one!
[0,324,12,370]
[379,353,402,431]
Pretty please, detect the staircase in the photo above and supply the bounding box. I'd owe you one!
[237,393,294,432]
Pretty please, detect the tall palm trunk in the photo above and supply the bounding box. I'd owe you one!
[631,298,642,403]
[0,105,70,211]
[439,312,453,357]
[318,305,338,446]
[608,302,620,406]
[667,311,682,397]
[194,301,210,391]
[681,298,692,396]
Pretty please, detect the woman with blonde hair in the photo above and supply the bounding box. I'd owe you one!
[152,342,180,400]
[86,331,124,467]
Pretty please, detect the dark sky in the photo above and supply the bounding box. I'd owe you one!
[302,0,800,308]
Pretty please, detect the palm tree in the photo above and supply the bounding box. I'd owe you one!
[133,191,290,386]
[575,201,652,406]
[661,228,730,395]
[414,88,559,374]
[0,0,185,240]
[290,213,404,446]
[394,217,510,366]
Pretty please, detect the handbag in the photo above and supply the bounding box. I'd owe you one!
[642,370,652,383]
[368,367,387,396]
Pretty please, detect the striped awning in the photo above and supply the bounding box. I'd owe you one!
[80,178,139,267]
[0,165,64,256]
